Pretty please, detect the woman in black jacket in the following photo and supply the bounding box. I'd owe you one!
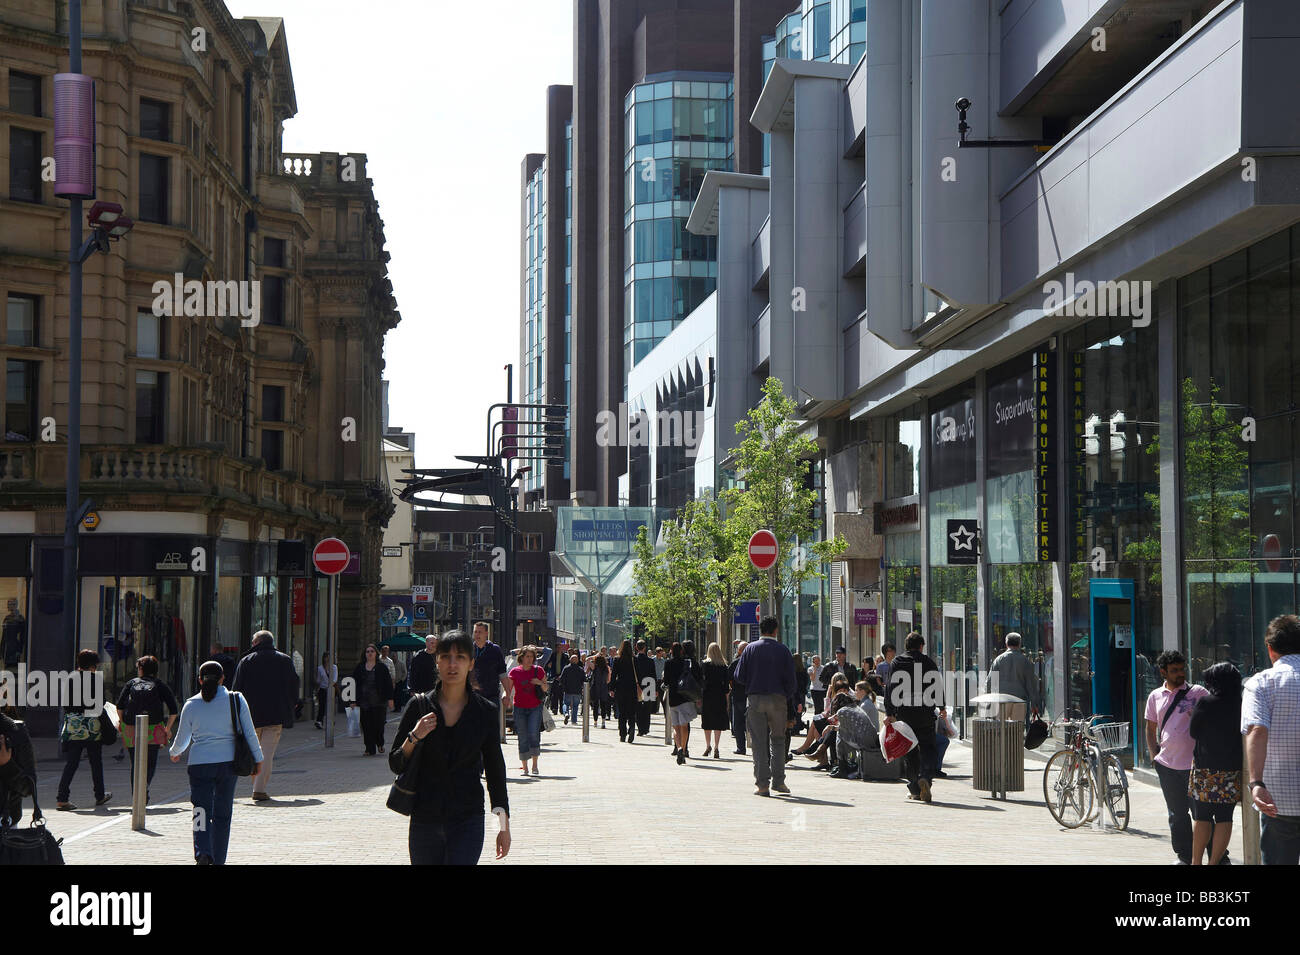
[350,644,394,756]
[389,630,510,865]
[662,641,703,764]
[1188,662,1243,866]
[612,640,640,744]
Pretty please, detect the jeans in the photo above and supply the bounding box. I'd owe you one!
[934,731,950,770]
[746,693,788,789]
[360,705,387,754]
[515,705,542,761]
[1260,813,1300,866]
[57,741,105,802]
[409,815,485,865]
[189,760,237,864]
[252,724,282,794]
[1155,763,1193,863]
[563,693,582,722]
[126,743,160,795]
[731,696,747,752]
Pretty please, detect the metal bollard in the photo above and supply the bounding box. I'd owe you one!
[130,714,148,831]
[582,682,590,742]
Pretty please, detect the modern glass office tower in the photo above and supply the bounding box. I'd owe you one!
[623,73,732,371]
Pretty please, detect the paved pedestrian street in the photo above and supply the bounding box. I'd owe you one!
[40,711,1178,865]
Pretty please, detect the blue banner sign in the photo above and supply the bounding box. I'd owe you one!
[570,519,646,543]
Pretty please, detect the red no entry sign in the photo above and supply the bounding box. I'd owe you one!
[313,537,351,576]
[748,529,778,571]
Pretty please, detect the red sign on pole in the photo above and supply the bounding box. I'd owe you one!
[312,537,351,576]
[748,529,779,571]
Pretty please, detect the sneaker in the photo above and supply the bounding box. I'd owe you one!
[919,779,932,803]
[56,802,76,811]
[772,781,790,794]
[95,792,112,806]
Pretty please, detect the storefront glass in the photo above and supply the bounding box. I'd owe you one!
[86,575,198,700]
[882,405,923,646]
[1179,225,1300,680]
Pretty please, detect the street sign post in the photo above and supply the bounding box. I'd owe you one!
[749,529,779,618]
[313,538,350,748]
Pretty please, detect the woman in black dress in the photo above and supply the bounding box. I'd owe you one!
[700,642,731,758]
[612,640,640,744]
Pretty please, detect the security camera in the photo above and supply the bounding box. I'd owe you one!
[955,97,971,112]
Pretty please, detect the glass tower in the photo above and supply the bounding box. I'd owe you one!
[523,161,547,495]
[623,72,733,373]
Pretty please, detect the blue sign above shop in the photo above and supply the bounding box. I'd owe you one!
[570,519,647,543]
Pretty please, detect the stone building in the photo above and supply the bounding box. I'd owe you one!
[0,0,397,706]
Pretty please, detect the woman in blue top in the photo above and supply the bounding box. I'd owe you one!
[169,660,264,865]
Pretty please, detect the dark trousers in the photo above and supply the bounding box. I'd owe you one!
[126,743,161,794]
[360,704,387,754]
[409,815,485,865]
[314,688,328,724]
[811,689,826,716]
[595,695,611,720]
[901,731,937,795]
[617,695,638,739]
[731,696,747,753]
[1155,763,1193,863]
[57,740,105,802]
[636,700,654,735]
[189,760,237,864]
[1260,813,1300,866]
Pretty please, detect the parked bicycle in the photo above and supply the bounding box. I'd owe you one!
[1042,714,1130,830]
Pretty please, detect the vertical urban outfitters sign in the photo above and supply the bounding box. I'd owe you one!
[1035,350,1056,562]
[1071,352,1086,563]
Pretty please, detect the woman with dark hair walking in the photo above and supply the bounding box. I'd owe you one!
[591,653,611,729]
[169,660,263,864]
[663,641,702,764]
[612,640,640,743]
[507,646,548,776]
[1188,662,1244,865]
[389,630,511,865]
[55,649,113,810]
[349,644,394,756]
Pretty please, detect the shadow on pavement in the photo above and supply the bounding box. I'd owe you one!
[774,795,854,807]
[250,797,324,808]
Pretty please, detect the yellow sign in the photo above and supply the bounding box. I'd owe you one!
[82,510,101,531]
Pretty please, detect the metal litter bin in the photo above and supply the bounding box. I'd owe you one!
[971,718,1024,798]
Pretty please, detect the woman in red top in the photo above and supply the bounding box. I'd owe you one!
[507,647,549,776]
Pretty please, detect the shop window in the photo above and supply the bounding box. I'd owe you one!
[5,294,37,347]
[140,98,171,141]
[139,154,169,223]
[9,128,41,203]
[4,360,37,442]
[135,370,166,443]
[9,72,41,116]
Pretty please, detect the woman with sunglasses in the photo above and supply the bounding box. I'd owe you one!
[350,644,394,756]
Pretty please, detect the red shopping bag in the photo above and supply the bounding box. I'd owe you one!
[880,719,918,762]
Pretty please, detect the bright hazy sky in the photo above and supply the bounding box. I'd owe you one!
[225,0,573,470]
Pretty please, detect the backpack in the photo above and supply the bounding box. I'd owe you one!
[119,678,161,724]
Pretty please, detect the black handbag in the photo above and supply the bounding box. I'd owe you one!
[1024,717,1049,750]
[229,692,256,777]
[387,693,435,816]
[0,793,64,866]
[676,661,703,704]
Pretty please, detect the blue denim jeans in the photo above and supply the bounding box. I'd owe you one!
[934,731,950,770]
[515,705,542,761]
[564,693,582,721]
[1261,813,1300,866]
[189,760,237,864]
[408,815,485,865]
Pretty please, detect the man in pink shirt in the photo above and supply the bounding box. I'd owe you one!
[1144,650,1208,865]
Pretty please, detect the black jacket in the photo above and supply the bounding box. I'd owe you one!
[662,657,702,707]
[612,654,639,700]
[1189,693,1243,772]
[634,653,657,702]
[351,661,394,708]
[212,653,236,688]
[0,714,36,825]
[232,642,299,728]
[728,658,747,702]
[389,691,509,823]
[819,661,860,689]
[885,651,942,732]
[408,651,438,694]
[559,662,587,695]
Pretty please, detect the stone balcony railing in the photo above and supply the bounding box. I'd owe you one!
[0,445,343,523]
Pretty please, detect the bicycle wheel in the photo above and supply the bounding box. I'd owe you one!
[1044,749,1093,828]
[1101,754,1130,831]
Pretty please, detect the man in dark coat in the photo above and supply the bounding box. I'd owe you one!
[634,640,657,737]
[407,635,439,694]
[885,631,943,804]
[232,630,298,801]
[209,641,236,688]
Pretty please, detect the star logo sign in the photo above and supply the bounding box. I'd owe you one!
[950,523,976,552]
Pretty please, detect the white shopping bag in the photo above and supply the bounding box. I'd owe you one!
[345,706,361,738]
[880,719,918,762]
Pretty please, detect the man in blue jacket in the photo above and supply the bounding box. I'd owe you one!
[232,630,298,802]
[736,616,796,797]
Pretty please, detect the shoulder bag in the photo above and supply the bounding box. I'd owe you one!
[387,693,435,816]
[229,692,256,777]
[0,723,64,865]
[1154,686,1190,756]
[676,660,703,704]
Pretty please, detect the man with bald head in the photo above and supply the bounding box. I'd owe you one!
[407,634,439,694]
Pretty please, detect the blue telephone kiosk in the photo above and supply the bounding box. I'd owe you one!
[1089,579,1137,763]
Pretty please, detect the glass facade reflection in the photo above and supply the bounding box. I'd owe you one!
[523,161,546,494]
[623,73,732,370]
